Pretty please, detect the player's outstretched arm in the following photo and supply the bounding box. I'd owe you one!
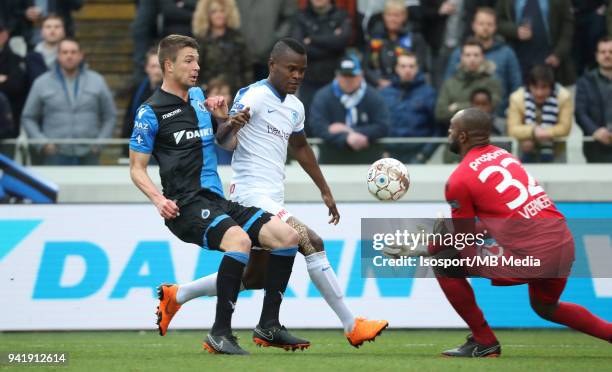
[129,150,178,219]
[289,131,340,224]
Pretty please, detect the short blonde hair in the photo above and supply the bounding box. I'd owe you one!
[384,0,407,15]
[192,0,241,39]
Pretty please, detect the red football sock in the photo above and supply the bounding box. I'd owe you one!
[551,302,612,342]
[436,277,498,345]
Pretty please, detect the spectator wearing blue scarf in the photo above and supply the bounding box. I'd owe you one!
[310,55,389,164]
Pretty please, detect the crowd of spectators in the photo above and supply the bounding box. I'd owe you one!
[1,0,612,165]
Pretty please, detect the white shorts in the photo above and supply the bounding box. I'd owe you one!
[230,191,293,223]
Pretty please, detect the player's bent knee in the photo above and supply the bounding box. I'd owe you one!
[308,230,324,253]
[529,297,556,320]
[283,226,299,247]
[220,226,251,253]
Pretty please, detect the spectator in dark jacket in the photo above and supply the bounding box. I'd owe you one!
[292,0,351,118]
[365,0,428,89]
[445,7,522,114]
[121,49,162,143]
[0,23,27,139]
[0,92,14,139]
[421,0,462,89]
[496,0,575,85]
[575,36,612,163]
[380,52,437,164]
[192,0,252,94]
[25,14,65,86]
[0,91,14,158]
[160,0,197,36]
[310,55,389,164]
[15,0,82,46]
[131,0,160,83]
[236,0,297,80]
[608,0,612,36]
[572,0,608,75]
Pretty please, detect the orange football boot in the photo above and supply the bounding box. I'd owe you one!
[156,284,181,336]
[345,317,389,348]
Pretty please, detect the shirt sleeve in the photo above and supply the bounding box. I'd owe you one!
[293,103,305,133]
[230,86,260,117]
[129,104,158,154]
[445,175,476,219]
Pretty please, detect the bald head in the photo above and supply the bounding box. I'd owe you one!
[448,108,492,156]
[452,108,492,136]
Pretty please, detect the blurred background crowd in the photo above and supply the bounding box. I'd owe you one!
[0,0,611,165]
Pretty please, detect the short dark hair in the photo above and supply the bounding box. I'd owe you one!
[58,37,81,51]
[158,34,199,74]
[461,37,484,54]
[597,35,612,49]
[470,88,492,103]
[145,46,158,62]
[474,7,497,21]
[42,13,65,28]
[270,38,306,60]
[527,64,555,89]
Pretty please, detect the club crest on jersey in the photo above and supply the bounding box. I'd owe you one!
[291,110,299,125]
[197,101,208,112]
[201,209,210,219]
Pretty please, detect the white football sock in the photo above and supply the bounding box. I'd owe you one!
[175,273,246,305]
[305,251,355,333]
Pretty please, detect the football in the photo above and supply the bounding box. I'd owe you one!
[367,158,410,201]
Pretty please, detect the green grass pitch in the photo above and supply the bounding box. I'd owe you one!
[1,329,610,371]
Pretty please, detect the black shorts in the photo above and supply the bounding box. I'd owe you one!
[165,189,273,251]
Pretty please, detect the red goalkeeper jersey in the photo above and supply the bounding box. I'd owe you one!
[445,144,572,256]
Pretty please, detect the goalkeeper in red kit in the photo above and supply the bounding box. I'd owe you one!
[391,108,612,357]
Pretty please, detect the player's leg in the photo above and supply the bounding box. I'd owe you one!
[227,201,309,350]
[432,257,500,357]
[529,278,612,343]
[241,249,269,289]
[288,216,389,347]
[203,224,253,355]
[290,216,354,330]
[251,217,310,350]
[174,249,268,304]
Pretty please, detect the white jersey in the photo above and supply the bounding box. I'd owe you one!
[229,79,305,203]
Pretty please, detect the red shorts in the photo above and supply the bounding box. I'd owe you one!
[491,277,568,304]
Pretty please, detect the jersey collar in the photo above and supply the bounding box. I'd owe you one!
[159,88,190,104]
[263,79,286,102]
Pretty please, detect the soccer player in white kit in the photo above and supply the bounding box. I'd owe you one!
[157,38,388,348]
